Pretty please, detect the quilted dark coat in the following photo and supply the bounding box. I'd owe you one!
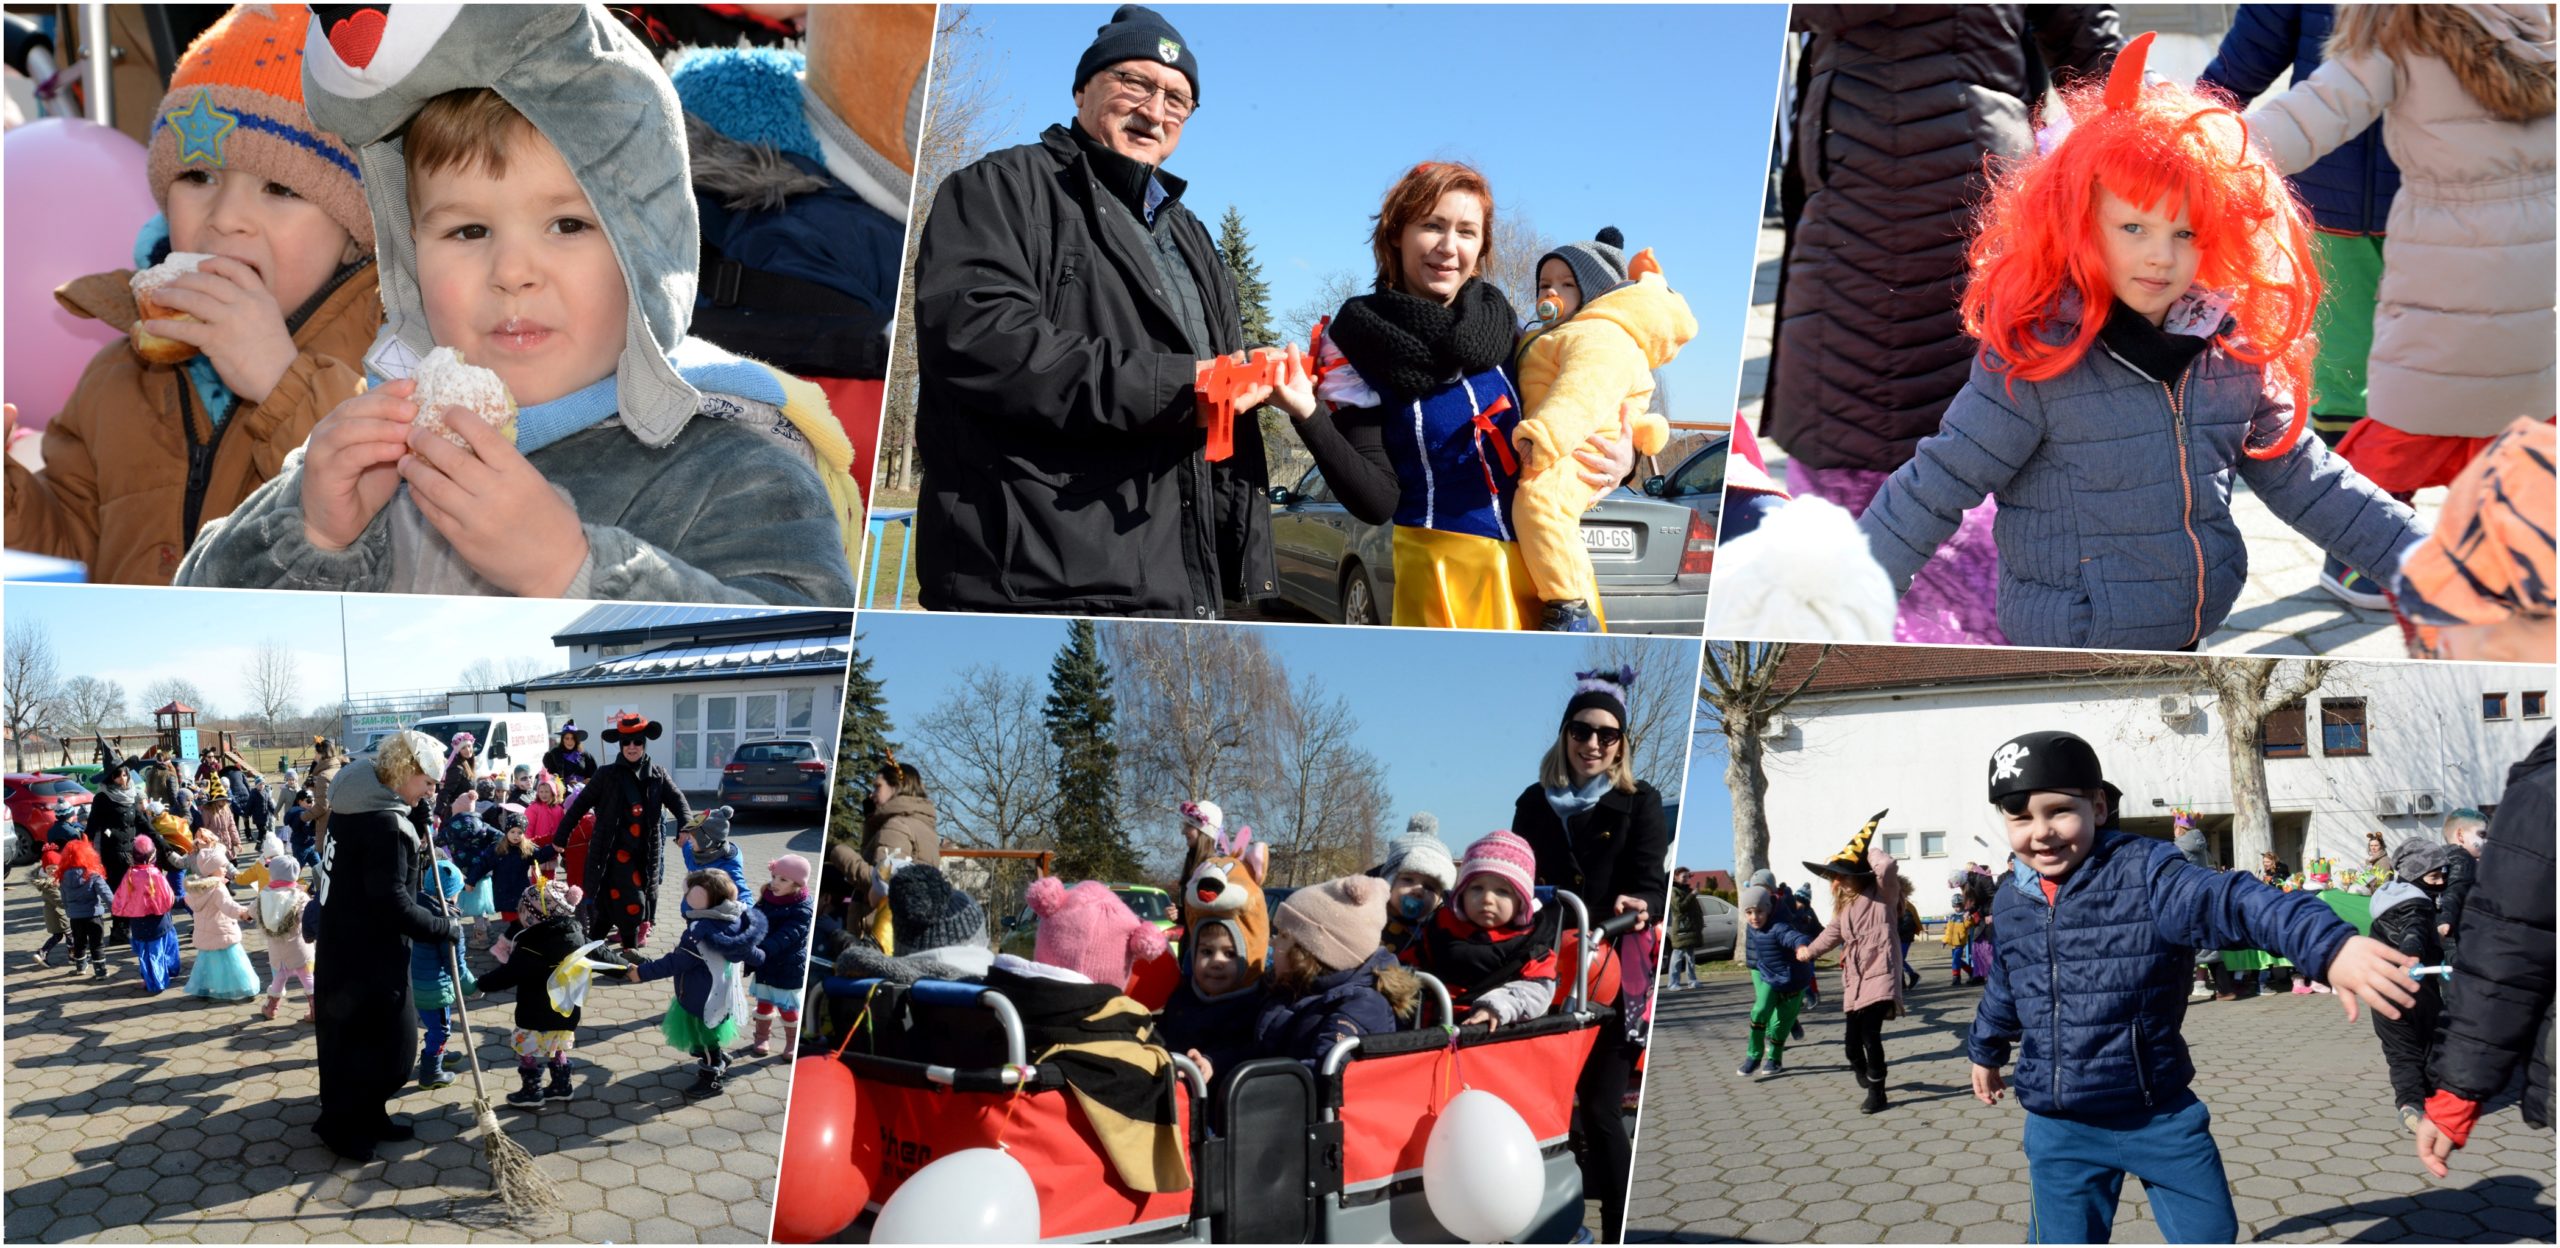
[1968,829,2357,1118]
[2430,730,2554,1128]
[1765,5,2121,473]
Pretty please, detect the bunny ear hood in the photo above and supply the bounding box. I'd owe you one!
[302,3,703,446]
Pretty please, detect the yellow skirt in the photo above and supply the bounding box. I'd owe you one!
[1389,527,1605,631]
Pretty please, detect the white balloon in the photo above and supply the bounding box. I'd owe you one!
[869,1147,1042,1244]
[1422,1089,1545,1243]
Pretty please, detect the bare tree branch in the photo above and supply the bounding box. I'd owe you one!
[911,664,1057,853]
[4,622,65,773]
[246,638,302,733]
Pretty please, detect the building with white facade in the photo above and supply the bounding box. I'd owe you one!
[514,606,852,794]
[1745,649,2550,922]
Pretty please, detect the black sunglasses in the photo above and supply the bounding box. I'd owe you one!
[1564,723,1623,748]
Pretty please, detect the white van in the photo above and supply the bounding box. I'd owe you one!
[409,712,554,783]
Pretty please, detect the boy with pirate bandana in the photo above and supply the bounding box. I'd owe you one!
[1965,730,2419,1242]
[558,713,691,952]
[4,5,380,585]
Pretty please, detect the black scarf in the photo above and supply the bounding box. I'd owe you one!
[1328,278,1517,403]
[1418,900,1563,1007]
[2098,298,2213,382]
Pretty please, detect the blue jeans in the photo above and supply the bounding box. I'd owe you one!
[2023,1090,2237,1243]
[417,1004,450,1057]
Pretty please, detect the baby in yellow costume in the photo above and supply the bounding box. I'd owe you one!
[1512,230,1698,631]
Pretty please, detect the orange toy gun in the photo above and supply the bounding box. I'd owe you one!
[1194,320,1331,463]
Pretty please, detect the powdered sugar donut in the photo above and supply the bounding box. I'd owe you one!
[129,252,216,365]
[410,346,519,448]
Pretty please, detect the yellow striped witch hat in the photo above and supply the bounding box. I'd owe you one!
[1804,809,1890,880]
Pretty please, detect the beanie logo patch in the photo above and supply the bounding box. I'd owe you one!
[1991,742,2030,784]
[1157,37,1181,63]
[166,91,239,167]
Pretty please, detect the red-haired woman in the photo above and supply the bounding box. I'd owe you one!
[1265,162,1633,629]
[1852,34,2422,653]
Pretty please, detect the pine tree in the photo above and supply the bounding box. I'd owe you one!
[1044,620,1136,882]
[1219,205,1275,349]
[832,640,897,846]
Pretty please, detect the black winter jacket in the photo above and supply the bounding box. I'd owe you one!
[1766,4,2120,473]
[2431,730,2554,1128]
[477,914,618,1032]
[911,122,1275,619]
[560,756,689,928]
[1511,780,1672,926]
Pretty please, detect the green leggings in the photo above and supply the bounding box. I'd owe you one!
[1747,975,1806,1060]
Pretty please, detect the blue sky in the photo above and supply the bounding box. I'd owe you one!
[854,613,1695,844]
[4,586,596,717]
[1683,727,1734,872]
[949,3,1786,424]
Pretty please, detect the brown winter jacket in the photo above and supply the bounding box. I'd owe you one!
[4,260,380,583]
[854,793,941,894]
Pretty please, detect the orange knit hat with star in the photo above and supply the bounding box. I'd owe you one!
[145,4,373,252]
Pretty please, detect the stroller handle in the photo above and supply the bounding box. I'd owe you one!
[1412,971,1454,1030]
[831,976,1031,1072]
[1167,1049,1208,1100]
[1556,890,1593,1015]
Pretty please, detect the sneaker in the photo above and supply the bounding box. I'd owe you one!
[2319,557,2390,610]
[1737,1056,1761,1077]
[1764,1056,1784,1077]
[1538,599,1602,633]
[1791,1022,1804,1041]
[92,960,108,980]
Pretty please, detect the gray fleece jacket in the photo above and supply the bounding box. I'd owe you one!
[172,5,855,606]
[1859,304,2421,651]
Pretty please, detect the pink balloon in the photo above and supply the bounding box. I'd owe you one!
[4,118,160,431]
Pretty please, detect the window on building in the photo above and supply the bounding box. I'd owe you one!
[2322,699,2370,756]
[539,699,569,720]
[2526,691,2549,719]
[788,687,816,731]
[673,694,700,771]
[2485,693,2510,720]
[2264,702,2308,758]
[1921,831,1947,858]
[1881,833,1908,859]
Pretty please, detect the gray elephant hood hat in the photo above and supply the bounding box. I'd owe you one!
[301,4,702,447]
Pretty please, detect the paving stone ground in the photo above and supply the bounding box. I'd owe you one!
[1627,961,2555,1243]
[2,809,823,1243]
[1733,225,2439,660]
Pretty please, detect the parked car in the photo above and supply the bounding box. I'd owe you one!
[1266,466,1711,633]
[410,712,553,782]
[1695,891,1740,959]
[1644,435,1726,540]
[6,773,93,829]
[718,738,830,816]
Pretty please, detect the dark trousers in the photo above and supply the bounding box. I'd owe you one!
[1845,1001,1892,1084]
[68,918,104,961]
[1573,1019,1635,1242]
[2372,982,2443,1109]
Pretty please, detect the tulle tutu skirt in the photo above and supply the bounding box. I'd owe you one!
[661,1000,741,1053]
[131,929,182,993]
[459,877,496,919]
[185,943,261,1001]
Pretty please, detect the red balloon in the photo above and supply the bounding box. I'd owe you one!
[773,1058,870,1243]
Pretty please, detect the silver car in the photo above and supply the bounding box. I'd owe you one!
[1265,466,1710,633]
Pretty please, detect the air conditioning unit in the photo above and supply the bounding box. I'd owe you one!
[2158,694,2197,721]
[2412,792,2442,816]
[2376,793,2409,817]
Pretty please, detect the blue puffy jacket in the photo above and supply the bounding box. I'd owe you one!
[2198,5,2399,235]
[1745,916,1813,995]
[752,890,813,992]
[1860,309,2421,651]
[1967,829,2358,1118]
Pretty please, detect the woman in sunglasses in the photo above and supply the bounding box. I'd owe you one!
[1507,665,1667,1242]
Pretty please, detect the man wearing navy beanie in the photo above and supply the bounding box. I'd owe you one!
[910,4,1276,621]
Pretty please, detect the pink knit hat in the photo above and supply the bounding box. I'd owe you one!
[767,854,812,891]
[1029,877,1168,988]
[1272,874,1389,973]
[1456,830,1538,923]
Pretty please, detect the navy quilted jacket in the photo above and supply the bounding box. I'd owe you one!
[2198,5,2400,235]
[1745,917,1813,995]
[1967,829,2358,1118]
[1860,316,2421,651]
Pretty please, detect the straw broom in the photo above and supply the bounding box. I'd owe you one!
[434,881,564,1223]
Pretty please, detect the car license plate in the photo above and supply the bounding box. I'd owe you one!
[1581,526,1636,553]
[753,794,790,803]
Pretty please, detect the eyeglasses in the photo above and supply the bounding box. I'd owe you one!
[1100,67,1195,120]
[1564,723,1623,748]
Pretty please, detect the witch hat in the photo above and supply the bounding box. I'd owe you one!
[1804,809,1891,880]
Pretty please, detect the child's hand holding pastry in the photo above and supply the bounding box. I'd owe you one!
[135,255,300,404]
[302,378,420,551]
[400,408,589,598]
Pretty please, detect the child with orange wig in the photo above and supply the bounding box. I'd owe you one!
[1857,33,2424,653]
